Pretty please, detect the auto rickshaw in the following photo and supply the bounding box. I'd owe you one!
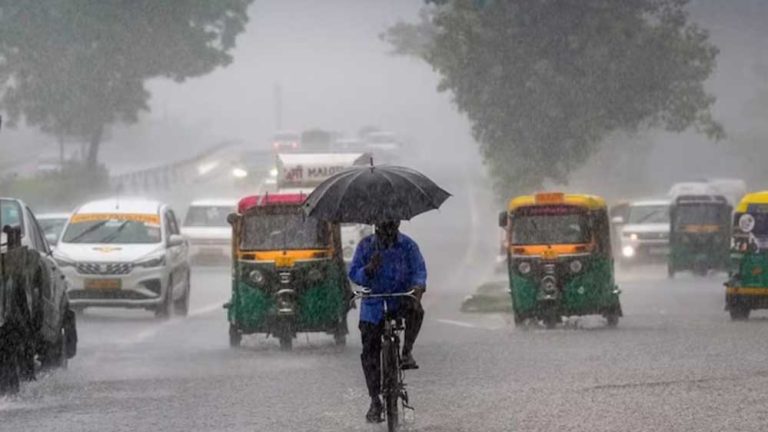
[498,192,622,328]
[725,191,768,320]
[667,194,731,278]
[225,193,351,349]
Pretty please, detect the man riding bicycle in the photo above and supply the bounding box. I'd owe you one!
[348,220,427,423]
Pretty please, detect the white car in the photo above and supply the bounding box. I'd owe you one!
[615,199,671,264]
[36,212,71,246]
[54,199,191,318]
[181,199,237,264]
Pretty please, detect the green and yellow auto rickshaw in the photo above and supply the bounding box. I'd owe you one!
[498,192,622,328]
[725,191,768,320]
[668,194,731,278]
[225,193,351,350]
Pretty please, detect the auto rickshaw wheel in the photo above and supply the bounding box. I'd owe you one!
[512,310,525,327]
[541,309,559,329]
[279,335,293,351]
[729,305,750,321]
[228,324,242,348]
[605,312,620,328]
[334,333,347,347]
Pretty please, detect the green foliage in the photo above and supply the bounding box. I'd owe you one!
[0,0,253,166]
[1,162,110,211]
[385,0,722,198]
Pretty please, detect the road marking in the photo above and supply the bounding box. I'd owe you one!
[435,318,480,329]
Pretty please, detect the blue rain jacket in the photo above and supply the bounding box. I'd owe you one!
[348,234,427,324]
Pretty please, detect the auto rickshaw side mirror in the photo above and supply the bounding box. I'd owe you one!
[610,216,625,224]
[498,211,508,228]
[227,213,240,226]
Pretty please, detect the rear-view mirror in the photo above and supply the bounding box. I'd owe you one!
[168,234,185,248]
[227,213,239,226]
[498,211,508,228]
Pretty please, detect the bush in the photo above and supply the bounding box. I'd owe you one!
[0,162,110,211]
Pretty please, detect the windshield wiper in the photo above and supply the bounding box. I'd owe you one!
[66,220,110,243]
[98,221,130,243]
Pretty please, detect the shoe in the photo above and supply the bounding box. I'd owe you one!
[366,397,384,423]
[401,352,419,370]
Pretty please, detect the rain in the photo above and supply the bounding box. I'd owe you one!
[2,1,768,431]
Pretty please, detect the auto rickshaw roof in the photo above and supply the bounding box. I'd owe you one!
[238,193,307,213]
[508,192,606,211]
[735,191,768,213]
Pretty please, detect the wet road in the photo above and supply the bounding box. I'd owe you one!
[4,267,768,431]
[4,169,768,431]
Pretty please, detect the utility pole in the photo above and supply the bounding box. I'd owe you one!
[273,83,283,131]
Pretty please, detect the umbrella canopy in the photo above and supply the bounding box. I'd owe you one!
[303,164,451,224]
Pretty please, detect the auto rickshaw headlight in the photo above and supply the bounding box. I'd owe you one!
[249,269,265,285]
[518,262,532,275]
[622,246,635,258]
[629,233,638,241]
[307,268,323,282]
[569,260,583,273]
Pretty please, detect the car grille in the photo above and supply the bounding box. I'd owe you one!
[637,232,668,240]
[77,262,133,275]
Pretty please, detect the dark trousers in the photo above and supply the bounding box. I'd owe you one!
[359,299,424,398]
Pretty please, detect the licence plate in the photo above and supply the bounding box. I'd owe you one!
[649,247,670,255]
[85,278,122,290]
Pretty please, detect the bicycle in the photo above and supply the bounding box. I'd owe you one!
[354,288,416,432]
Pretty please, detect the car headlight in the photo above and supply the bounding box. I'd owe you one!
[136,255,166,268]
[232,168,248,179]
[629,233,638,241]
[249,269,264,285]
[518,262,532,275]
[55,256,76,267]
[570,260,583,273]
[622,246,635,258]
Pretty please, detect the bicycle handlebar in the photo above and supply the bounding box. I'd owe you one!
[353,289,416,300]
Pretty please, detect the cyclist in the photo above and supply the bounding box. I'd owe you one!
[348,220,427,423]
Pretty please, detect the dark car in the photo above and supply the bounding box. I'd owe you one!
[1,198,76,394]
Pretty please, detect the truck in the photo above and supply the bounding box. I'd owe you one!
[1,198,76,394]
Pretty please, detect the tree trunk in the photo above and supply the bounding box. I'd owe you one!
[86,129,102,168]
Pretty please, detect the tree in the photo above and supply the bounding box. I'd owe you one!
[0,0,253,167]
[385,0,723,197]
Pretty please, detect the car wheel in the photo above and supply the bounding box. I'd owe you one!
[155,278,173,320]
[173,271,191,317]
[0,327,21,395]
[64,308,77,359]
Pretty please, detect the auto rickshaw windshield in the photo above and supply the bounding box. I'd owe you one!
[241,211,328,250]
[511,206,590,245]
[674,204,725,227]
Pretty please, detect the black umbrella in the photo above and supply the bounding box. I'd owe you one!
[303,164,451,224]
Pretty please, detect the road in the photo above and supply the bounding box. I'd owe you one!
[4,173,768,431]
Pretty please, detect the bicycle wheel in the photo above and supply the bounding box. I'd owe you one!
[382,337,400,432]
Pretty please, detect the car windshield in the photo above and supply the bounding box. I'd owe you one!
[62,216,162,244]
[675,204,725,227]
[241,211,327,250]
[511,206,590,245]
[628,204,670,224]
[184,206,232,227]
[38,218,68,242]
